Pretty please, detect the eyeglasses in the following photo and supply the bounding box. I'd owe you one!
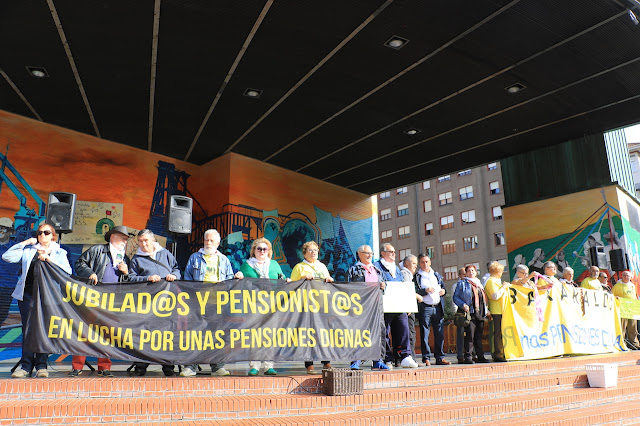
[37,230,52,236]
[255,247,269,252]
[384,250,396,253]
[360,252,373,255]
[306,249,319,253]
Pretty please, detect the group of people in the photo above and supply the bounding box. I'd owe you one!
[4,223,639,379]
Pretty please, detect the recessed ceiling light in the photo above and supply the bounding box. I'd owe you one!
[505,83,526,94]
[404,128,421,135]
[243,88,262,98]
[26,66,49,78]
[384,36,409,50]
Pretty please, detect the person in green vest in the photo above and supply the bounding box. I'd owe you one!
[239,238,288,376]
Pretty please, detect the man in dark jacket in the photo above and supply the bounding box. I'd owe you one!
[70,225,132,377]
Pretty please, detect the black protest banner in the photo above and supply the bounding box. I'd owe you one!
[25,261,384,364]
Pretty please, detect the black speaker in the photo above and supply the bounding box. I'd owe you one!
[610,248,629,271]
[589,246,607,269]
[167,195,192,234]
[46,192,76,233]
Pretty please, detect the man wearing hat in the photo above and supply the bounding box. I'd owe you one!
[70,225,132,377]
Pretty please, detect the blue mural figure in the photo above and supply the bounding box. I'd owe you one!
[281,219,316,271]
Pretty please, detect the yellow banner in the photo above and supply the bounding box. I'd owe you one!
[502,284,627,360]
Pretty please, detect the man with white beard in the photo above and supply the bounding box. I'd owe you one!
[71,225,132,377]
[181,229,243,376]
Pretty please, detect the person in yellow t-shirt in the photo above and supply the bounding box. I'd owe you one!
[613,270,639,348]
[581,266,603,290]
[484,261,509,362]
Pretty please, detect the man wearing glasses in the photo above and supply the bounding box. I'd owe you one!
[374,243,419,369]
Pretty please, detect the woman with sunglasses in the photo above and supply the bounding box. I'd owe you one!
[2,222,72,378]
[239,238,288,376]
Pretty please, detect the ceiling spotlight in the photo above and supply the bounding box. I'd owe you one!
[26,66,49,78]
[384,36,409,50]
[505,83,526,94]
[404,128,421,135]
[629,9,639,25]
[243,88,262,98]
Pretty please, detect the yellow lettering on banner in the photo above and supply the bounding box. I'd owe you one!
[138,293,151,314]
[192,329,203,350]
[77,322,87,342]
[48,316,61,338]
[320,329,330,347]
[140,330,151,349]
[121,293,135,312]
[230,329,240,348]
[177,293,190,315]
[196,291,210,315]
[309,290,320,313]
[351,293,362,315]
[62,282,72,302]
[123,328,133,349]
[216,291,229,314]
[363,330,371,347]
[203,330,215,350]
[85,288,100,308]
[243,290,256,313]
[229,290,242,313]
[108,293,120,312]
[215,330,225,349]
[251,328,262,348]
[319,290,331,313]
[289,289,303,312]
[257,290,269,314]
[179,331,189,350]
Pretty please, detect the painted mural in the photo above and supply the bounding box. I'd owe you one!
[504,185,639,291]
[0,110,373,363]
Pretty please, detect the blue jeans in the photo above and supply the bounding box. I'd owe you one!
[18,292,48,372]
[418,304,445,361]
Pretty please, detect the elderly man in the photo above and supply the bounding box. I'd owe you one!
[560,266,578,287]
[581,266,602,290]
[182,229,243,377]
[598,271,612,292]
[347,245,386,370]
[374,243,419,369]
[71,225,132,377]
[129,229,181,376]
[399,255,422,364]
[613,271,640,349]
[414,254,450,366]
[451,267,467,363]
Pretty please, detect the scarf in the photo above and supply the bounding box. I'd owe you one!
[531,273,546,322]
[109,243,126,267]
[135,242,163,260]
[379,258,397,278]
[247,257,270,278]
[468,277,487,312]
[33,241,59,253]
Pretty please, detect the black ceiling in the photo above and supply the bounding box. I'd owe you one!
[3,0,640,194]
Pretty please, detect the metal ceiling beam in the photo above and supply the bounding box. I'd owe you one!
[147,0,162,151]
[0,68,42,121]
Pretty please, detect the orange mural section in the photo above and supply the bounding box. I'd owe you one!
[0,110,199,230]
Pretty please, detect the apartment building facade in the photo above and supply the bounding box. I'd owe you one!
[377,162,508,285]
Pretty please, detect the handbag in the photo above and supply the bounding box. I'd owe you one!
[454,310,471,327]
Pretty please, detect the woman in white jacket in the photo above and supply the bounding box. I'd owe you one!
[2,223,72,378]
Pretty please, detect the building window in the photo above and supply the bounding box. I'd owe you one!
[381,230,392,243]
[426,246,435,259]
[492,206,503,220]
[463,235,479,250]
[437,175,451,183]
[461,209,476,225]
[397,203,409,217]
[424,200,432,212]
[495,232,506,246]
[490,181,500,195]
[442,239,456,254]
[439,191,452,206]
[380,191,391,199]
[398,225,410,239]
[425,222,433,235]
[397,186,408,195]
[497,259,508,269]
[466,262,480,272]
[380,208,391,221]
[444,266,458,281]
[457,169,471,176]
[422,181,431,190]
[399,248,411,259]
[440,215,454,230]
[487,162,497,171]
[459,185,474,200]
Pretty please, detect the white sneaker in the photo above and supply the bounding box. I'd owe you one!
[212,367,230,376]
[11,369,29,378]
[385,362,394,370]
[401,356,419,368]
[36,369,49,378]
[180,367,196,377]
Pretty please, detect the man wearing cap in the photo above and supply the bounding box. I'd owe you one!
[69,225,132,377]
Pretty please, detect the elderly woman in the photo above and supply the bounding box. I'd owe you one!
[511,264,535,288]
[453,264,489,364]
[239,238,286,376]
[3,223,72,378]
[291,241,333,374]
[560,266,578,287]
[129,229,181,376]
[534,261,563,290]
[484,261,508,362]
